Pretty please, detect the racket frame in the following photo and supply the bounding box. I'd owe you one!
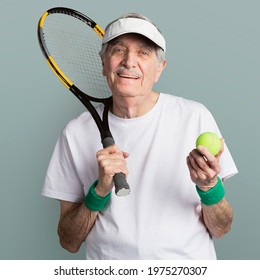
[37,7,130,196]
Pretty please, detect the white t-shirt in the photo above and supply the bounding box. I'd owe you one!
[42,93,238,259]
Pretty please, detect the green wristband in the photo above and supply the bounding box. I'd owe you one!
[84,180,111,211]
[196,177,225,205]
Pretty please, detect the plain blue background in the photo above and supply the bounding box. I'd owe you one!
[0,0,259,259]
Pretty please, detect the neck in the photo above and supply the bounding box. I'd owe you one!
[111,92,159,119]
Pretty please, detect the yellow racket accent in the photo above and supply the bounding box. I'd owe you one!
[39,12,48,28]
[47,56,73,89]
[94,24,104,38]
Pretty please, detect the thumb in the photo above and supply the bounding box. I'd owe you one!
[216,138,225,159]
[123,151,129,159]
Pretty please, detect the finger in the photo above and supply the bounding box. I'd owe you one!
[186,156,199,181]
[196,145,216,161]
[97,145,127,159]
[123,151,129,158]
[188,149,220,180]
[101,162,128,177]
[198,146,221,174]
[187,156,218,188]
[96,145,118,156]
[196,145,221,170]
[187,154,209,182]
[96,151,128,169]
[189,149,210,171]
[187,150,200,170]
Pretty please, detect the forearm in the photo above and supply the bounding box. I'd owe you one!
[187,143,233,238]
[58,202,98,253]
[202,197,233,238]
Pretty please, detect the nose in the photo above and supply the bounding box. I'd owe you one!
[122,51,137,68]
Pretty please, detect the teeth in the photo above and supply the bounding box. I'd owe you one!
[119,74,139,79]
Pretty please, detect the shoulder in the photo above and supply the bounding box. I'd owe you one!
[160,92,211,116]
[63,105,103,136]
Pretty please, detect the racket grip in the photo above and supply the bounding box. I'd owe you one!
[114,173,131,197]
[102,137,130,196]
[102,136,116,148]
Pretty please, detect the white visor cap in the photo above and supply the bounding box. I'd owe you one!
[102,17,166,52]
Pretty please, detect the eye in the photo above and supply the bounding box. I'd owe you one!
[111,46,124,55]
[139,48,151,57]
[140,50,148,55]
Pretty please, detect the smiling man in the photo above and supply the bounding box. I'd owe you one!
[100,17,166,119]
[42,13,238,259]
[101,34,165,118]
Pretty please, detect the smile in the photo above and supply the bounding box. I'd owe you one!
[117,73,140,79]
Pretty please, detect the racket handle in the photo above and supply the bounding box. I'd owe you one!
[114,173,131,196]
[102,137,130,196]
[102,136,116,147]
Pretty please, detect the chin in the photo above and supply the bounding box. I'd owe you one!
[113,88,139,98]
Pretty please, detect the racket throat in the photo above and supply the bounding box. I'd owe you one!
[101,98,114,146]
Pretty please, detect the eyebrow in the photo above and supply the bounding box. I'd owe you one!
[109,37,155,52]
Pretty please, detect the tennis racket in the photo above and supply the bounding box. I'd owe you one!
[37,7,130,196]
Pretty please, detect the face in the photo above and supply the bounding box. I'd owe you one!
[101,34,166,99]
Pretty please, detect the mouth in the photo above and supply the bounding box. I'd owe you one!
[117,73,140,79]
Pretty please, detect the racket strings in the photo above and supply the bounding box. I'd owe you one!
[42,13,111,100]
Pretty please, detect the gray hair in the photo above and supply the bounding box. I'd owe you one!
[99,13,166,64]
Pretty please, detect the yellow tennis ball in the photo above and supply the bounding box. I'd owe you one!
[196,132,221,156]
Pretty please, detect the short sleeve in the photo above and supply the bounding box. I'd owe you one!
[42,128,84,202]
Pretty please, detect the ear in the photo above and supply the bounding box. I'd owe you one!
[154,60,166,83]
